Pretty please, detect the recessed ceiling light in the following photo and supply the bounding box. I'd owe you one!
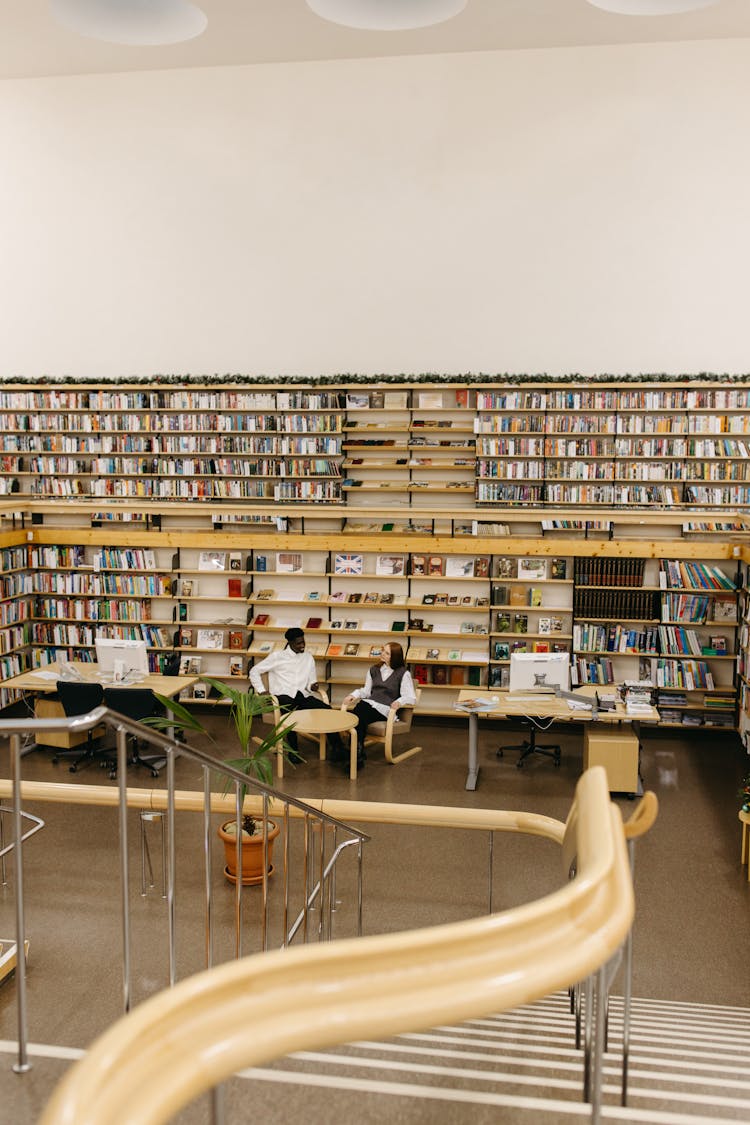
[306,0,468,32]
[49,0,208,46]
[586,0,720,14]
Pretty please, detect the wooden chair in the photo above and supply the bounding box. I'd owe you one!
[254,675,330,752]
[341,687,422,764]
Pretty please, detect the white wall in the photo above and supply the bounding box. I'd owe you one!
[1,37,749,379]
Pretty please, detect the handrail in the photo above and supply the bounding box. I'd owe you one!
[0,778,564,840]
[39,767,632,1125]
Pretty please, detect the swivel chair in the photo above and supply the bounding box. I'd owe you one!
[54,681,107,773]
[103,687,166,779]
[497,718,561,769]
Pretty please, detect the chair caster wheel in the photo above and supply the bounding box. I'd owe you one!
[150,769,159,778]
[496,749,504,759]
[516,761,524,769]
[109,770,117,780]
[69,765,77,773]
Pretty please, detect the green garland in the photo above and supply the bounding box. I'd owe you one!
[2,372,750,386]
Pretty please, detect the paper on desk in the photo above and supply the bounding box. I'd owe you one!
[27,670,58,681]
[454,699,496,713]
[566,699,592,711]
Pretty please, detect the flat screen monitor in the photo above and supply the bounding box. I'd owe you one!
[94,637,149,680]
[509,651,570,695]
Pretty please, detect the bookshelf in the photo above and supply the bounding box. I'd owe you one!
[3,378,750,514]
[0,544,32,708]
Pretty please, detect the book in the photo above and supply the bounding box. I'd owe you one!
[180,579,195,597]
[391,621,406,631]
[335,553,363,575]
[344,643,360,656]
[196,629,223,650]
[475,556,490,579]
[305,591,322,601]
[229,655,244,677]
[495,558,514,579]
[426,648,441,660]
[432,665,447,685]
[446,556,474,578]
[513,613,528,634]
[255,589,274,600]
[180,655,202,675]
[255,554,267,572]
[375,554,405,576]
[199,550,226,571]
[534,641,550,653]
[363,592,379,603]
[348,592,363,604]
[178,602,188,621]
[227,578,243,597]
[327,643,343,657]
[509,586,527,606]
[229,552,242,571]
[305,617,323,629]
[429,555,444,576]
[379,592,394,605]
[712,598,737,623]
[551,558,567,580]
[253,613,270,626]
[494,641,510,659]
[344,620,359,630]
[518,558,547,580]
[529,587,543,607]
[277,552,303,573]
[538,617,551,635]
[330,619,343,629]
[449,666,465,685]
[411,554,426,576]
[228,630,244,649]
[369,644,383,657]
[329,590,347,603]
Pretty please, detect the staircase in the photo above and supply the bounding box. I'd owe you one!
[238,992,750,1123]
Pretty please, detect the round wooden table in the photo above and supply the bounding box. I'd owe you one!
[278,709,359,779]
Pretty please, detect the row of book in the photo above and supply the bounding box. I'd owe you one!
[659,559,736,591]
[573,590,660,621]
[30,624,170,647]
[573,557,645,587]
[572,623,658,655]
[638,657,716,690]
[657,625,727,657]
[33,597,155,623]
[0,597,31,627]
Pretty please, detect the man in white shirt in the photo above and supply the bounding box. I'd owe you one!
[249,627,335,756]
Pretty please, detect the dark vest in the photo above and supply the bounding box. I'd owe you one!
[370,664,406,708]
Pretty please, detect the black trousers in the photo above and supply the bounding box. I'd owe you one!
[276,692,333,752]
[350,700,387,751]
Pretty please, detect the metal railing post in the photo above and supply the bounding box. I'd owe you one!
[116,725,132,1013]
[10,733,30,1074]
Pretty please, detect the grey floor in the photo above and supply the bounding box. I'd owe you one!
[1,711,749,1124]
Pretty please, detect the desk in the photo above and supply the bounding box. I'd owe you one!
[455,688,659,792]
[279,709,359,780]
[4,662,198,752]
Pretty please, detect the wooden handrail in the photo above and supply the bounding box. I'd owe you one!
[39,767,632,1125]
[0,778,565,839]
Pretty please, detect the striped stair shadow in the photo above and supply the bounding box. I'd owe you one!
[238,992,750,1123]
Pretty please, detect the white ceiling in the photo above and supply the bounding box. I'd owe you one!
[2,0,750,81]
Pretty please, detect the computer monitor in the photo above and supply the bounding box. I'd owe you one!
[94,637,149,681]
[509,651,570,694]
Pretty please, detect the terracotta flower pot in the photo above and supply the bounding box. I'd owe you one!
[218,819,280,886]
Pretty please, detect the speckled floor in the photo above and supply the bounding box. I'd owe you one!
[1,713,749,1123]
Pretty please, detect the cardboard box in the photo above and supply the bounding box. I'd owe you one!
[584,728,640,794]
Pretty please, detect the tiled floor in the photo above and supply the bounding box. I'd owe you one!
[1,712,749,1123]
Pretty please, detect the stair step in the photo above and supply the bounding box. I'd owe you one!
[235,993,750,1122]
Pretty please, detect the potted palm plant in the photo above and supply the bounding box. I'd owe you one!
[148,679,295,885]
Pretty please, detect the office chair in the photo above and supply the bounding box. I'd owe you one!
[103,687,166,779]
[54,681,107,773]
[497,718,561,769]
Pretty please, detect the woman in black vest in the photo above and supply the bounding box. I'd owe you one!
[342,642,417,768]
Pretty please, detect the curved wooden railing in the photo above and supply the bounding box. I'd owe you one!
[39,766,633,1125]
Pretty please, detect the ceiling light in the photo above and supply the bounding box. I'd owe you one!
[586,0,720,14]
[49,0,208,46]
[306,0,468,31]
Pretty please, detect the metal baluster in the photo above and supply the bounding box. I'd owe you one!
[116,725,131,1013]
[10,733,30,1073]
